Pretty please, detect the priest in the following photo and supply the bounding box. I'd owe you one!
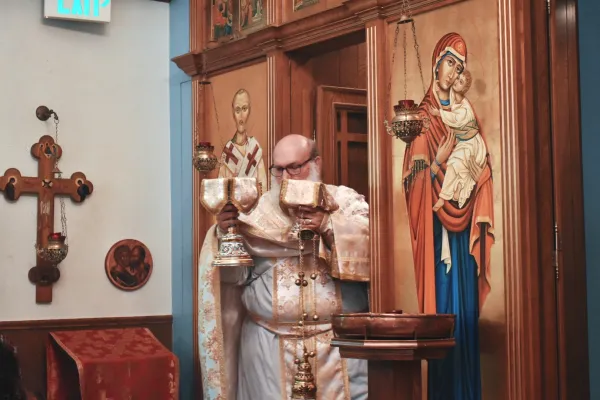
[197,134,370,400]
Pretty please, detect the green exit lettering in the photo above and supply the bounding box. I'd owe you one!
[58,0,110,17]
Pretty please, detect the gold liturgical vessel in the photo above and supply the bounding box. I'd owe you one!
[200,177,261,267]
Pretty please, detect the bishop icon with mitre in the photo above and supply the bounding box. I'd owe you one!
[218,89,268,192]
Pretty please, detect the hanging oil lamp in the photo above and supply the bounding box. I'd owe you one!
[36,112,69,266]
[37,232,68,265]
[193,76,222,175]
[193,142,219,174]
[385,99,425,144]
[384,0,428,144]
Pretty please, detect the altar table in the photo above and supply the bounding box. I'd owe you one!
[46,327,179,400]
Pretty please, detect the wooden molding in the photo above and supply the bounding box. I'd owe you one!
[266,51,291,153]
[365,19,395,313]
[0,315,173,398]
[496,0,587,398]
[172,0,464,77]
[0,315,172,330]
[548,0,589,398]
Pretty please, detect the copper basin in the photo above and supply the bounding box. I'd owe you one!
[331,311,455,340]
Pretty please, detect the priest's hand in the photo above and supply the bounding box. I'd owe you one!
[297,205,327,233]
[217,204,239,233]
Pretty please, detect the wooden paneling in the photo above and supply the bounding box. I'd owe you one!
[548,0,589,398]
[337,108,368,185]
[289,32,367,138]
[315,86,367,184]
[0,315,172,399]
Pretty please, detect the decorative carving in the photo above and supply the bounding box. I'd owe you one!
[105,239,154,291]
[293,0,318,12]
[0,135,94,303]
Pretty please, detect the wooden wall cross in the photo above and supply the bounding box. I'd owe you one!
[0,135,94,304]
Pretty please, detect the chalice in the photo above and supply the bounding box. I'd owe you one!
[200,177,261,267]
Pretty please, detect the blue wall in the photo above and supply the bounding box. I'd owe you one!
[169,0,194,398]
[579,0,600,398]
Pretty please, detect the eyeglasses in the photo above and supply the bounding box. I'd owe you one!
[269,157,314,177]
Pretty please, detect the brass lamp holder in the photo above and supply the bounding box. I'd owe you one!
[383,0,429,144]
[35,106,69,266]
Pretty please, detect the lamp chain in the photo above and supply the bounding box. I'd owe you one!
[412,20,426,96]
[403,22,408,101]
[385,23,401,118]
[53,115,68,241]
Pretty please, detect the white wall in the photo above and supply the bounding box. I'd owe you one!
[0,0,171,320]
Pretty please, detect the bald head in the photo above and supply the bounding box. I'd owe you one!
[271,134,321,182]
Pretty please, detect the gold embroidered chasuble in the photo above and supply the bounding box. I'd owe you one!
[197,184,370,400]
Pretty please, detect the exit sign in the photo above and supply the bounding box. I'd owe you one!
[44,0,111,23]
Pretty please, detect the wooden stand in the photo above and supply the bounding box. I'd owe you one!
[331,337,455,399]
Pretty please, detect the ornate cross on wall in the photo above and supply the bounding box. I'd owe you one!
[0,135,93,304]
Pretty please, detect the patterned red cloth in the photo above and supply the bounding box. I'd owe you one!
[47,327,179,400]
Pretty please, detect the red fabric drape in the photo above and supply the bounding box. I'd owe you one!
[47,328,179,400]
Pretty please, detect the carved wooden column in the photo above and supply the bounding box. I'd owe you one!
[365,17,395,315]
[266,49,291,167]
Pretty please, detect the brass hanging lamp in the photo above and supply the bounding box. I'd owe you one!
[193,77,220,175]
[35,111,68,265]
[383,0,429,144]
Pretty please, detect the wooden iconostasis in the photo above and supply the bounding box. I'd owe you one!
[173,0,589,398]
